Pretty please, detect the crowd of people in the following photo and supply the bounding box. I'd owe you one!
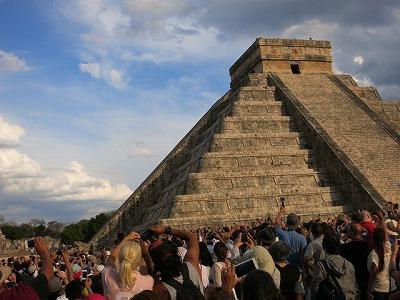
[2,204,400,300]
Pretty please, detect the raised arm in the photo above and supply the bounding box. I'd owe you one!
[34,237,53,283]
[106,232,141,268]
[150,225,200,276]
[274,206,285,227]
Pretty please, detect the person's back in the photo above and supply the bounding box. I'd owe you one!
[312,234,357,300]
[339,223,369,299]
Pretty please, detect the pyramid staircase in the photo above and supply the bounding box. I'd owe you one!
[158,76,351,228]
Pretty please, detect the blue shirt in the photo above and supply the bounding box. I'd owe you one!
[275,225,307,265]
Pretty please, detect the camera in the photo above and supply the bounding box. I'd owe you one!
[280,197,285,208]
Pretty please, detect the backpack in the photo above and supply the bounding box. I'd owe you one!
[165,263,206,300]
[316,260,346,300]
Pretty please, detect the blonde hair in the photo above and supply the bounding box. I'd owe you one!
[118,241,142,288]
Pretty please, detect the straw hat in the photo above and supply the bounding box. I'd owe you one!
[385,219,399,236]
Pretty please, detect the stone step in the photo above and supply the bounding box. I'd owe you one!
[161,205,352,228]
[171,202,346,219]
[174,191,341,210]
[221,116,294,132]
[210,132,306,151]
[186,170,327,193]
[201,148,311,171]
[236,86,276,102]
[232,101,285,116]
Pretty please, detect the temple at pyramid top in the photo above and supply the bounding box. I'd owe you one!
[230,38,333,87]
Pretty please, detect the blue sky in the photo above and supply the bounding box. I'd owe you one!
[0,0,399,223]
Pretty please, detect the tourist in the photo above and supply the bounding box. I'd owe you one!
[303,222,325,299]
[360,210,377,244]
[367,211,392,300]
[274,206,307,266]
[102,232,154,300]
[210,241,232,287]
[312,233,358,300]
[148,225,204,300]
[270,241,304,300]
[340,223,370,299]
[241,270,282,300]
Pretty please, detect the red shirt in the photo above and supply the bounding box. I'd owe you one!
[360,221,376,236]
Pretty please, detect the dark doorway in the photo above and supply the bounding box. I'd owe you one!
[291,64,301,74]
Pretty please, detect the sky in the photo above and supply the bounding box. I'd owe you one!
[0,0,399,223]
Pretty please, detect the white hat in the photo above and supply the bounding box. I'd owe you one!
[385,219,399,236]
[95,264,105,273]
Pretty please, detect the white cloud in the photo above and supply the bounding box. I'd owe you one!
[282,19,340,40]
[353,74,373,87]
[0,117,25,147]
[0,116,132,202]
[0,50,32,73]
[79,62,101,78]
[130,147,153,158]
[353,56,364,66]
[79,62,126,88]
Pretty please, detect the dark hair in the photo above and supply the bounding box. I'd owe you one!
[65,279,83,300]
[256,228,276,246]
[149,239,182,281]
[372,228,386,272]
[269,241,290,262]
[172,236,184,247]
[130,290,159,300]
[241,270,282,300]
[311,223,324,238]
[199,242,213,267]
[91,274,104,295]
[213,242,228,262]
[322,233,340,255]
[351,211,363,223]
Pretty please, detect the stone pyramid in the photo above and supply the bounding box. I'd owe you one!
[91,38,400,247]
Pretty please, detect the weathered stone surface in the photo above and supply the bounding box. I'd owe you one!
[90,38,399,248]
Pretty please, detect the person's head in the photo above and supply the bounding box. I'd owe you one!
[91,274,104,295]
[269,241,290,263]
[286,213,300,230]
[310,223,324,238]
[241,270,281,300]
[65,279,83,300]
[213,242,228,262]
[130,290,159,300]
[255,228,276,248]
[361,210,372,223]
[118,241,142,288]
[322,233,340,255]
[351,211,363,223]
[347,223,364,240]
[149,239,182,281]
[199,242,213,267]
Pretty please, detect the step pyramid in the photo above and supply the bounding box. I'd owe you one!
[91,38,400,247]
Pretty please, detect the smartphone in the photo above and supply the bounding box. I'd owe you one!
[234,258,259,278]
[82,270,87,279]
[27,239,35,248]
[280,197,285,208]
[56,249,63,256]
